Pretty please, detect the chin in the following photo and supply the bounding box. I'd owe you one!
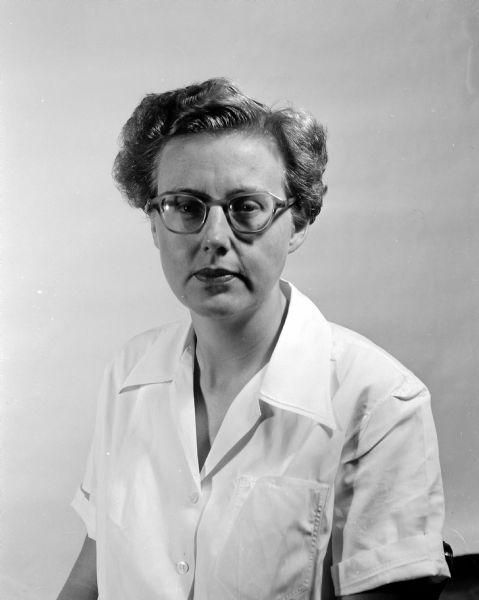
[176,284,244,319]
[187,291,256,321]
[191,300,244,320]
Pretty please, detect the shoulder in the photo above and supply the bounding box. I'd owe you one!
[328,324,430,441]
[328,323,434,461]
[117,321,185,360]
[103,321,188,390]
[286,282,427,404]
[329,322,427,401]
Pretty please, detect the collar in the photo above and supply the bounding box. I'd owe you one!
[118,282,336,430]
[119,321,193,391]
[259,282,337,429]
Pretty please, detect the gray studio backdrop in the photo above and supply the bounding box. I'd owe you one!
[2,1,478,598]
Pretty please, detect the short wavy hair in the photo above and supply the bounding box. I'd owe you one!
[113,77,328,228]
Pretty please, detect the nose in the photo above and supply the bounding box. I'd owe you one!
[201,206,233,254]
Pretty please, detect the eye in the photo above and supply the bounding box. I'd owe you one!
[164,195,204,219]
[231,195,266,215]
[176,197,201,214]
[237,200,261,213]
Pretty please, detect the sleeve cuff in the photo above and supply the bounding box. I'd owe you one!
[331,532,451,596]
[71,486,97,540]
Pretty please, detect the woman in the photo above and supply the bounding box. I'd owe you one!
[58,78,450,599]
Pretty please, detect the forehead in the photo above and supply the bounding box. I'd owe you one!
[154,132,286,194]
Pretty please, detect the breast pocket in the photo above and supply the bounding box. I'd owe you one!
[210,476,330,600]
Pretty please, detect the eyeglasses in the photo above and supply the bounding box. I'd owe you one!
[145,191,295,234]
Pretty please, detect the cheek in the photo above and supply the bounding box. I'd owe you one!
[156,235,182,276]
[156,234,199,291]
[157,228,187,258]
[262,227,293,267]
[252,240,290,282]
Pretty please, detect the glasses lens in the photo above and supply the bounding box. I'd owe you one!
[161,194,206,232]
[229,193,273,232]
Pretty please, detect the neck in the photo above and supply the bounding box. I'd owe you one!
[191,284,288,389]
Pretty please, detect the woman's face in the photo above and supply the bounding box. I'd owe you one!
[149,131,307,321]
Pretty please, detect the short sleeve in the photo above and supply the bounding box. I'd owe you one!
[331,384,450,596]
[71,443,97,539]
[70,359,116,541]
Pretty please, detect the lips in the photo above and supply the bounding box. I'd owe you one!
[194,267,237,283]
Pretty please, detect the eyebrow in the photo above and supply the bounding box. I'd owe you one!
[159,186,264,200]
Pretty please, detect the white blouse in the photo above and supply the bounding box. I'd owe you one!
[72,282,450,599]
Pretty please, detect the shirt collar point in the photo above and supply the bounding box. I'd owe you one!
[258,393,338,430]
[118,322,192,393]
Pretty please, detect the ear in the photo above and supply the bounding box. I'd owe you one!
[150,215,161,250]
[288,221,309,254]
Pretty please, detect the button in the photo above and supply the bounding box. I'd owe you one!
[189,492,199,504]
[176,560,189,574]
